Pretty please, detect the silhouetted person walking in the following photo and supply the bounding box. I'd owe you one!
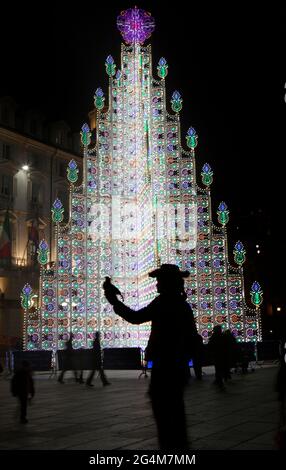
[208,325,228,388]
[223,329,238,379]
[58,334,79,383]
[86,331,110,387]
[11,360,35,424]
[104,264,197,450]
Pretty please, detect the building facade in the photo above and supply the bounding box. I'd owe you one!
[0,96,82,353]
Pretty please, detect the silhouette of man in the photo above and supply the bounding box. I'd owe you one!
[208,325,228,388]
[58,334,79,383]
[11,360,35,424]
[86,331,111,387]
[104,264,197,450]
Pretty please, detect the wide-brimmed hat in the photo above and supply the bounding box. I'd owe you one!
[149,264,190,279]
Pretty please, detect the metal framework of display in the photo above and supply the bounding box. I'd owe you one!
[22,7,262,351]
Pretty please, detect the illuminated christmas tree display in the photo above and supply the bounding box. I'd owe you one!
[23,7,261,351]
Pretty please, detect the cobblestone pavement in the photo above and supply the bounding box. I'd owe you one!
[0,365,280,450]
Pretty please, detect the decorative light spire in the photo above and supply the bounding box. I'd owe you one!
[157,57,168,79]
[51,198,64,223]
[105,55,116,77]
[80,123,91,147]
[171,91,183,113]
[250,281,263,308]
[233,241,246,266]
[201,163,213,187]
[117,7,155,44]
[217,202,229,226]
[186,127,198,149]
[21,284,33,309]
[94,88,105,111]
[37,239,49,265]
[67,159,79,183]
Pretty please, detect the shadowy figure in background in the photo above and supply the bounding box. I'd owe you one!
[58,334,79,384]
[11,360,35,424]
[192,333,204,380]
[223,329,238,379]
[208,325,228,388]
[275,337,286,449]
[86,331,111,387]
[104,264,198,451]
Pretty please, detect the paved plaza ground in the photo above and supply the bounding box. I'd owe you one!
[0,364,281,451]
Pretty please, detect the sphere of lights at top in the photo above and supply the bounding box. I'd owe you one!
[117,7,155,44]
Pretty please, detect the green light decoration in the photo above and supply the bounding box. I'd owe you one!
[201,163,213,187]
[250,281,263,308]
[105,55,116,77]
[21,284,33,309]
[217,202,229,226]
[80,123,91,147]
[67,159,79,183]
[171,91,183,113]
[94,88,105,111]
[233,241,246,266]
[51,198,64,223]
[186,127,198,149]
[157,57,168,79]
[37,239,49,265]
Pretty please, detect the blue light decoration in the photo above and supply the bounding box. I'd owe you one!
[67,159,79,183]
[250,281,263,307]
[116,69,122,85]
[51,198,64,223]
[80,123,92,147]
[186,127,198,149]
[217,201,229,226]
[94,88,105,111]
[157,57,168,79]
[201,163,213,187]
[105,55,116,77]
[171,90,183,113]
[233,241,246,266]
[37,239,49,265]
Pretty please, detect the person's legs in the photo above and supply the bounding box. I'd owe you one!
[86,369,95,386]
[99,367,110,386]
[150,368,189,450]
[58,369,65,383]
[19,395,28,423]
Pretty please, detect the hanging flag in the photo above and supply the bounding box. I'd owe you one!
[28,220,39,249]
[0,210,12,262]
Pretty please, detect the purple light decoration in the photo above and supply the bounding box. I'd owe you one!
[218,201,227,212]
[69,159,77,170]
[252,281,261,292]
[39,240,48,250]
[172,90,181,101]
[117,7,155,44]
[187,127,196,136]
[106,55,114,64]
[53,198,62,210]
[159,57,166,66]
[235,241,244,252]
[81,123,90,133]
[116,69,122,80]
[23,284,32,295]
[95,88,104,97]
[202,163,211,173]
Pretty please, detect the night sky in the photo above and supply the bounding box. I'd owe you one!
[0,1,285,332]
